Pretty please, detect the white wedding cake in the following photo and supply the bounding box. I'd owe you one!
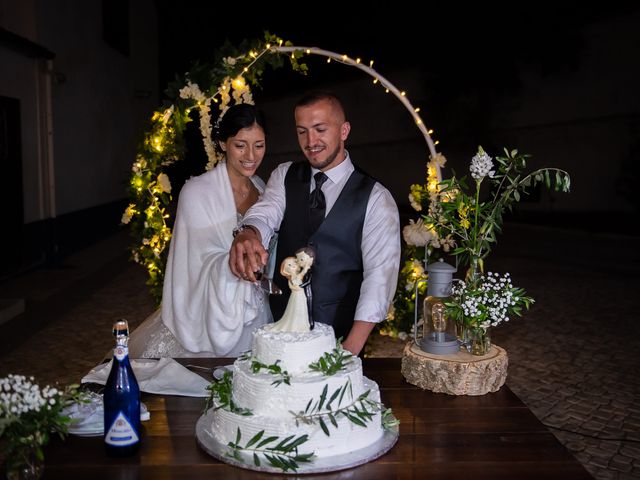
[207,322,391,467]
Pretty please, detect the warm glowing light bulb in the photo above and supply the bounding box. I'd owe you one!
[306,49,311,54]
[432,302,447,332]
[232,76,246,89]
[427,129,433,134]
[369,60,374,67]
[356,58,361,63]
[415,107,421,113]
[416,119,422,125]
[401,91,406,96]
[342,54,347,61]
[266,43,271,49]
[243,67,248,72]
[435,140,440,145]
[373,78,378,84]
[327,58,331,63]
[385,88,389,93]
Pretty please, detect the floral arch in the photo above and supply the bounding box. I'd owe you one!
[123,33,446,303]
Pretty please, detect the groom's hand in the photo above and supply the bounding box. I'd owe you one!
[230,228,267,282]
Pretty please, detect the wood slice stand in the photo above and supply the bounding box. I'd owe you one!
[401,342,508,395]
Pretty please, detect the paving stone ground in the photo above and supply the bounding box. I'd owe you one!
[1,225,639,479]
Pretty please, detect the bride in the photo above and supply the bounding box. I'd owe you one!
[129,104,272,358]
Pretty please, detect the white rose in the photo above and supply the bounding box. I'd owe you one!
[402,219,433,247]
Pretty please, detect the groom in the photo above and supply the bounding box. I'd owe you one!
[230,91,400,356]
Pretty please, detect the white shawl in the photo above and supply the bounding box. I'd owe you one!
[162,162,266,355]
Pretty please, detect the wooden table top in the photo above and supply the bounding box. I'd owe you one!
[43,357,592,479]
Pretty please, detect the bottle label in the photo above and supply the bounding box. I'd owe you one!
[114,346,128,361]
[105,412,139,446]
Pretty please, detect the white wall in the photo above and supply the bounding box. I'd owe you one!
[0,0,158,223]
[0,43,50,223]
[36,0,158,216]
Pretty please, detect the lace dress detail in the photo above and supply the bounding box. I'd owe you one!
[136,312,193,358]
[130,309,267,358]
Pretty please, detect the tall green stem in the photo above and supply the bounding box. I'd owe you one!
[466,182,482,287]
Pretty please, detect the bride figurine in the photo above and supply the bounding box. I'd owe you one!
[268,247,315,333]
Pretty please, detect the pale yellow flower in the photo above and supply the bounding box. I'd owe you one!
[430,152,447,167]
[157,173,172,193]
[121,203,137,225]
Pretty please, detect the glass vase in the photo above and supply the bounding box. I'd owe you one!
[5,445,44,480]
[465,326,491,356]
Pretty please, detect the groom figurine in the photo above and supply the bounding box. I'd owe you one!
[295,247,315,330]
[230,91,400,356]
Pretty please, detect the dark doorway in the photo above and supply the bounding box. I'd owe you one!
[0,95,24,276]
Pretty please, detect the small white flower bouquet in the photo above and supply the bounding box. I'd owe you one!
[0,374,83,475]
[445,272,534,331]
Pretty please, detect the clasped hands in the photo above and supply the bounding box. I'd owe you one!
[229,228,268,283]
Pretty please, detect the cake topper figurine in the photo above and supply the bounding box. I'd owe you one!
[267,247,315,332]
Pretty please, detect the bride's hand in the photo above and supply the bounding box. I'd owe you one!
[230,229,267,281]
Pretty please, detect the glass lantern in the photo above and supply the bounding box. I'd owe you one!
[416,259,459,355]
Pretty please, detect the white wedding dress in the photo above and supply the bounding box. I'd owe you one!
[129,163,272,358]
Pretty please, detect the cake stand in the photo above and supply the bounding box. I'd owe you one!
[195,410,399,474]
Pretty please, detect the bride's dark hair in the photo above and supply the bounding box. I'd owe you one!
[213,104,267,154]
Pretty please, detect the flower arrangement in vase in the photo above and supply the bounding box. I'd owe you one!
[0,375,83,479]
[422,146,570,353]
[387,146,570,352]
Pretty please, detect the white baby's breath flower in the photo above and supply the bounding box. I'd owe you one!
[447,272,533,332]
[1,374,82,467]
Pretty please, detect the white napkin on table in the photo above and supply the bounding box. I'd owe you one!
[81,358,210,397]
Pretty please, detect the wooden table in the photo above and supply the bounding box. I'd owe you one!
[43,358,592,479]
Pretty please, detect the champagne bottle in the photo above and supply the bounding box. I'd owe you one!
[103,319,141,456]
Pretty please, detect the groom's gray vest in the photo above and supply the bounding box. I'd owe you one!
[270,161,376,340]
